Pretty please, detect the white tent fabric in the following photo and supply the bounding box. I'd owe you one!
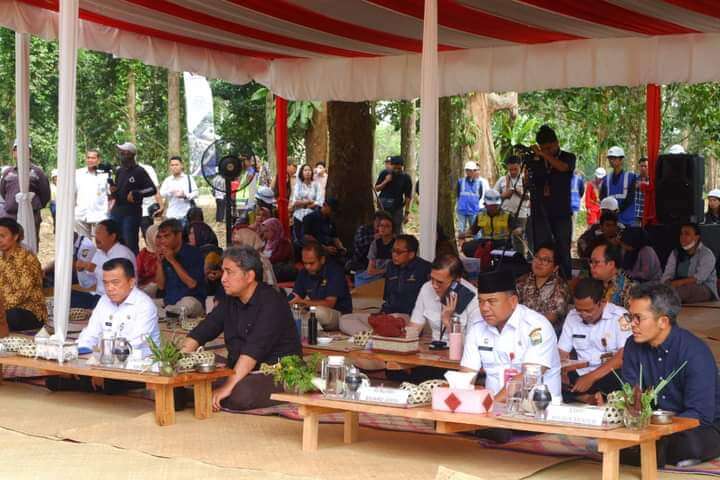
[14,32,36,254]
[418,0,438,261]
[52,0,80,346]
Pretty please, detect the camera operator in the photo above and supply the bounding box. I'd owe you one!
[527,125,576,278]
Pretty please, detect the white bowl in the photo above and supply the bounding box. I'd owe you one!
[317,337,333,346]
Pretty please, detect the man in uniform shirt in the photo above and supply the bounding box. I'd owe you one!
[621,282,720,468]
[109,142,157,254]
[74,149,109,238]
[559,278,630,403]
[600,146,637,228]
[155,219,206,317]
[462,269,561,402]
[290,242,352,330]
[184,247,301,411]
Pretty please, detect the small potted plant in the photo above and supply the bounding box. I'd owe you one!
[609,361,686,430]
[260,354,323,394]
[146,336,183,376]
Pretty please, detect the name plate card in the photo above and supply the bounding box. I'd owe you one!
[358,386,410,405]
[545,404,608,427]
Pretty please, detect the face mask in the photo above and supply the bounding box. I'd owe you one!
[682,240,697,251]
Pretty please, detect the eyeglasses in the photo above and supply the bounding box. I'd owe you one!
[392,249,409,255]
[589,259,607,266]
[532,256,554,265]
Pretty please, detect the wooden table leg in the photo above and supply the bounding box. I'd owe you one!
[153,384,176,426]
[597,439,621,480]
[193,380,212,420]
[344,411,358,444]
[302,410,321,452]
[640,440,658,480]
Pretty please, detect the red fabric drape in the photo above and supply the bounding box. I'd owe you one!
[275,96,290,238]
[644,83,661,225]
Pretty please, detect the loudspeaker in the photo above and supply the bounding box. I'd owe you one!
[655,153,704,224]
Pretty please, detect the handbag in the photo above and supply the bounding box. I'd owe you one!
[368,313,406,338]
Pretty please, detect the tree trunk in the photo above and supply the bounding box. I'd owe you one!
[466,92,518,184]
[400,100,417,184]
[167,70,181,157]
[266,93,276,177]
[438,96,457,254]
[306,102,329,167]
[127,67,137,144]
[327,101,375,248]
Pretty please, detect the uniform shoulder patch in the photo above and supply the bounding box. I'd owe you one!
[529,327,543,346]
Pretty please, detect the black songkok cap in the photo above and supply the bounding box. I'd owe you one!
[477,270,516,294]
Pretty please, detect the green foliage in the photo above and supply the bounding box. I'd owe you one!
[609,361,687,419]
[493,112,540,171]
[260,353,323,394]
[146,335,183,367]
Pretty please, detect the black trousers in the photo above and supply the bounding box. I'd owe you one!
[621,423,720,467]
[7,308,43,332]
[219,373,284,412]
[529,213,572,278]
[215,198,226,222]
[562,370,622,403]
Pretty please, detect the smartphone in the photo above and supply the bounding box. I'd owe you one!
[442,281,458,304]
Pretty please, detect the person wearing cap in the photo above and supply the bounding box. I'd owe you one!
[375,155,413,234]
[704,189,720,224]
[495,156,528,256]
[559,278,629,404]
[456,160,482,236]
[661,223,718,304]
[635,157,650,226]
[600,146,637,227]
[461,189,515,266]
[461,269,562,403]
[74,149,110,238]
[109,142,158,254]
[255,186,276,213]
[301,198,346,260]
[667,144,687,155]
[159,156,198,223]
[585,167,606,225]
[0,139,51,246]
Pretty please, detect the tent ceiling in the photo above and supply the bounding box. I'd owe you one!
[3,0,720,99]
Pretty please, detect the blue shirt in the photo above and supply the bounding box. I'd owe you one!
[162,243,206,306]
[622,326,720,426]
[293,261,352,314]
[381,256,432,315]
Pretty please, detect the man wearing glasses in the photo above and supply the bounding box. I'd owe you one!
[589,242,635,308]
[620,282,720,468]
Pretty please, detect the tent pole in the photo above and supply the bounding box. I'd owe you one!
[645,84,661,225]
[418,0,439,261]
[53,0,80,351]
[275,95,290,238]
[14,32,36,253]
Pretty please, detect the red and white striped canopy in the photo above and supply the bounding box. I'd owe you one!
[3,0,720,99]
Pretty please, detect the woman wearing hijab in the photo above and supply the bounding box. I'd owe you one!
[137,224,160,296]
[620,227,662,282]
[260,218,292,264]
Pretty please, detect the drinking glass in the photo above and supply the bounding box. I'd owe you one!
[505,380,523,415]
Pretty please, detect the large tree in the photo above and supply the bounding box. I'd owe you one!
[400,100,417,183]
[326,101,375,248]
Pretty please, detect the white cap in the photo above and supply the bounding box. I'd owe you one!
[484,188,502,206]
[51,169,58,177]
[668,144,686,154]
[116,142,137,154]
[594,167,607,179]
[607,146,625,158]
[255,186,276,205]
[708,189,720,199]
[464,161,478,171]
[600,197,619,211]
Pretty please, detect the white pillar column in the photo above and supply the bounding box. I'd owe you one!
[53,0,80,347]
[14,32,36,253]
[418,0,438,261]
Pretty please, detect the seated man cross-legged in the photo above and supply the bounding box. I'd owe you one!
[620,282,720,468]
[155,219,206,317]
[590,242,635,308]
[559,278,629,404]
[290,242,352,331]
[661,223,718,304]
[184,246,302,411]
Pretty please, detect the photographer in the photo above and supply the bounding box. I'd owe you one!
[526,125,576,278]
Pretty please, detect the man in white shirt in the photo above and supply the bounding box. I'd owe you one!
[559,278,630,403]
[74,149,109,238]
[409,254,480,342]
[160,156,198,222]
[495,155,528,255]
[462,270,561,402]
[78,258,160,357]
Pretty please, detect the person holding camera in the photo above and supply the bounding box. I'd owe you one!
[74,149,109,238]
[527,125,576,278]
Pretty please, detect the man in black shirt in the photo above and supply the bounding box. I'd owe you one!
[184,246,301,411]
[527,125,576,278]
[375,155,413,234]
[302,197,346,260]
[109,142,157,254]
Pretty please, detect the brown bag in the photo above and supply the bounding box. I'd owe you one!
[368,314,406,338]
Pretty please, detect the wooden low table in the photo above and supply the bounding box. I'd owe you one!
[0,355,233,426]
[272,393,698,480]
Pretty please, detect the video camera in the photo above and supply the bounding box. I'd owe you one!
[511,144,540,165]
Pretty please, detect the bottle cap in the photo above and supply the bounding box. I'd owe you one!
[310,306,317,312]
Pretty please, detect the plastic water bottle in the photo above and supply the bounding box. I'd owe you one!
[308,306,318,345]
[449,314,463,361]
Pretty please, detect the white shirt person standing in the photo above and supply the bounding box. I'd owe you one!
[74,149,109,238]
[159,156,198,220]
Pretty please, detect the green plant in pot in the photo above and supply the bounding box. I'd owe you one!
[260,354,323,394]
[146,336,183,376]
[609,361,687,430]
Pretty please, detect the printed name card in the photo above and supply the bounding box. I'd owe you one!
[358,386,410,405]
[545,404,608,426]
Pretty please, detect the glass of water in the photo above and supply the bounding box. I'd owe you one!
[505,380,523,415]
